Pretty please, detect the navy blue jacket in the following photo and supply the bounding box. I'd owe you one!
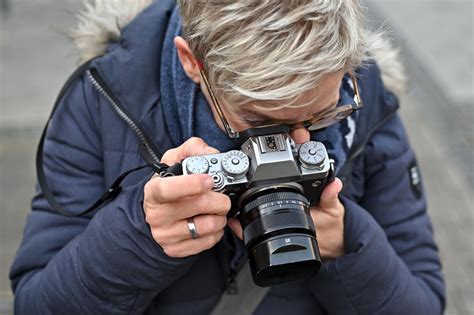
[10,1,445,314]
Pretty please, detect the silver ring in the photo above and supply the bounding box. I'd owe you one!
[187,217,199,239]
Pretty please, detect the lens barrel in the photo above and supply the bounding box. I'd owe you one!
[239,190,322,287]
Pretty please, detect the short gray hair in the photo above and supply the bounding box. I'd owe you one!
[178,0,399,110]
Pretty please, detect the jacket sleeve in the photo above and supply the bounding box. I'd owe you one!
[309,114,445,313]
[9,74,196,314]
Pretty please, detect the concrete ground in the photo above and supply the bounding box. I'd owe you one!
[1,1,473,314]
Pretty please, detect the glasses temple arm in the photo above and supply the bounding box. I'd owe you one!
[198,66,239,139]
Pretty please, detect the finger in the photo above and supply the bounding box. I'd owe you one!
[145,191,230,227]
[164,191,231,221]
[319,177,343,210]
[227,218,243,240]
[161,137,219,165]
[161,215,227,244]
[310,208,341,226]
[289,127,311,144]
[162,230,225,258]
[145,173,214,204]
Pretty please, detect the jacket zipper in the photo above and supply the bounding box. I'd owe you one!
[86,69,160,163]
[338,107,398,184]
[347,108,398,162]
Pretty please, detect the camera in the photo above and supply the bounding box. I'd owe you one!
[182,125,335,287]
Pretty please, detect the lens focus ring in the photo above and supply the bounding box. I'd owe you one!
[239,191,314,249]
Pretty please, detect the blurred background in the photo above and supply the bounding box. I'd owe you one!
[0,0,473,314]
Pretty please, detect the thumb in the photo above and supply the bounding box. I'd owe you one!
[319,177,343,210]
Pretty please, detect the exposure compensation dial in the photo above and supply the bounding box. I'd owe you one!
[298,141,326,169]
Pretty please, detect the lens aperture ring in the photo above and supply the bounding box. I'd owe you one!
[241,191,309,215]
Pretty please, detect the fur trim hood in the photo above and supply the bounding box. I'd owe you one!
[71,0,153,63]
[70,0,406,95]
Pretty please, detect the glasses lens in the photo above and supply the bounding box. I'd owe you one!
[307,105,353,131]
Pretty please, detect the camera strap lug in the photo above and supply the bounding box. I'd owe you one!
[328,159,336,182]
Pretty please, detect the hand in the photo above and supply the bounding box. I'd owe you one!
[144,137,231,258]
[228,178,345,260]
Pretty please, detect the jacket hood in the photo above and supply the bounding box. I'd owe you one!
[70,0,153,63]
[70,0,406,96]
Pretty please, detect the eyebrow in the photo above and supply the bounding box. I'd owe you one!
[242,98,340,123]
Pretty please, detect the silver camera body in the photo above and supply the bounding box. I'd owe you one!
[182,131,335,213]
[182,126,335,286]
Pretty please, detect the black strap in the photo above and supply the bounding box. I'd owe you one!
[36,59,97,216]
[72,164,149,216]
[210,262,270,315]
[38,56,264,315]
[35,58,182,217]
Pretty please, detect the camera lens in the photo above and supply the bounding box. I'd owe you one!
[238,188,321,287]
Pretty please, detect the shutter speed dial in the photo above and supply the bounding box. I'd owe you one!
[221,150,250,179]
[185,156,210,174]
[298,141,326,169]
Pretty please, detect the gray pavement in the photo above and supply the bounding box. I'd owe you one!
[367,2,474,314]
[1,1,473,314]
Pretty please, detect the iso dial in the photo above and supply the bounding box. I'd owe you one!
[221,150,250,179]
[298,141,326,169]
[185,156,210,174]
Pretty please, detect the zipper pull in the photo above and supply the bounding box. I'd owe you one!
[227,273,238,294]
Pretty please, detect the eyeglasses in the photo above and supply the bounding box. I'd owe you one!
[198,62,363,139]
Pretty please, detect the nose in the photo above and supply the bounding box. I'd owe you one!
[289,127,311,144]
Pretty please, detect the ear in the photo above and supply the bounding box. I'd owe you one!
[174,36,201,84]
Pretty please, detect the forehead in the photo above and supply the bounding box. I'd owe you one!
[237,71,344,121]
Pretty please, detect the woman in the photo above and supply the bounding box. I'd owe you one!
[10,0,444,313]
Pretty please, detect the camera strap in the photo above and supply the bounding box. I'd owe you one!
[38,149,180,217]
[36,58,184,217]
[210,262,270,315]
[37,59,267,313]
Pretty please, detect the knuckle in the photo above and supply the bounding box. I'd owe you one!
[151,229,164,245]
[187,137,204,147]
[143,180,155,201]
[204,235,218,249]
[163,246,179,258]
[144,212,153,225]
[184,137,207,157]
[161,148,179,164]
[152,180,168,203]
[154,228,173,245]
[146,207,166,227]
[145,178,168,204]
[211,193,231,214]
[222,195,232,212]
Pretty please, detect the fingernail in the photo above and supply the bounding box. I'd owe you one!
[204,176,214,189]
